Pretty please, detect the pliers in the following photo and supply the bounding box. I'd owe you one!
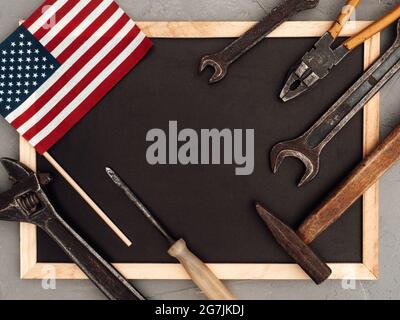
[280,1,400,102]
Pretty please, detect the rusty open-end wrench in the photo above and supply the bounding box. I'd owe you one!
[271,20,400,187]
[199,0,320,84]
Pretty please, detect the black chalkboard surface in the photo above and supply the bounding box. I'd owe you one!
[36,37,364,264]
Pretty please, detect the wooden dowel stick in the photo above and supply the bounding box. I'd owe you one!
[43,152,132,247]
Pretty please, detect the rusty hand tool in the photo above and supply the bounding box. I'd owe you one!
[105,167,236,300]
[280,3,400,101]
[199,0,320,84]
[255,118,400,282]
[0,158,144,300]
[255,202,332,284]
[271,20,400,187]
[297,121,400,243]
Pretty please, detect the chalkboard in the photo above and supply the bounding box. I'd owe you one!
[20,22,380,280]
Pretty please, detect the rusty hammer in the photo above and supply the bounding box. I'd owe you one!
[256,120,400,284]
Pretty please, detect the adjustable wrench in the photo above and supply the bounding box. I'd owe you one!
[199,0,320,84]
[0,158,144,300]
[271,20,400,187]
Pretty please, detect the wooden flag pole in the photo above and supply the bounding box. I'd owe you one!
[43,152,132,247]
[13,22,132,246]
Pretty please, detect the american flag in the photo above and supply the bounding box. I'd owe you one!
[0,0,152,154]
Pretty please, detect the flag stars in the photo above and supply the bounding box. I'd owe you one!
[0,35,59,110]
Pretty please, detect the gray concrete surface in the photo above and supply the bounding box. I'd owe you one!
[0,0,399,300]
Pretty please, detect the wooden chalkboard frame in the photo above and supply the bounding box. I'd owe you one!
[19,21,380,280]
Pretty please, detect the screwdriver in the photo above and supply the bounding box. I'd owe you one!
[105,167,236,300]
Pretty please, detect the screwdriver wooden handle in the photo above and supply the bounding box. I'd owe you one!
[168,239,236,300]
[329,0,361,39]
[297,123,400,245]
[343,5,400,50]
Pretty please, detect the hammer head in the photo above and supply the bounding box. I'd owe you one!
[255,202,331,284]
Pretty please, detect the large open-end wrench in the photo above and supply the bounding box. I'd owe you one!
[199,0,320,84]
[271,20,400,187]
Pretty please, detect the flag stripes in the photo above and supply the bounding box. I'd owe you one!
[21,20,139,138]
[45,0,109,54]
[6,5,124,123]
[38,1,91,46]
[14,12,132,133]
[31,31,147,150]
[0,0,152,153]
[22,0,57,30]
[26,0,68,35]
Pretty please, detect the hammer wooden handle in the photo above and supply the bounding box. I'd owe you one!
[343,5,400,50]
[168,239,236,300]
[298,123,400,244]
[329,0,361,39]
